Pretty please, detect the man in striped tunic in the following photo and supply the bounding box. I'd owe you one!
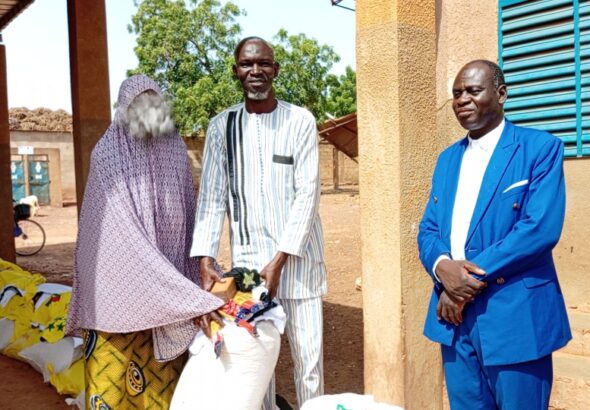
[191,37,326,409]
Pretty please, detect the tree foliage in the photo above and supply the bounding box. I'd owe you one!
[129,0,356,135]
[325,66,356,118]
[272,29,340,123]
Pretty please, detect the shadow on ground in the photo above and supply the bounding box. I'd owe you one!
[16,242,76,285]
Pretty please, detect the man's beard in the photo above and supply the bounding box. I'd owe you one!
[121,91,176,139]
[247,89,271,101]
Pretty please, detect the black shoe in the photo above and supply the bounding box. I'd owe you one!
[275,394,294,410]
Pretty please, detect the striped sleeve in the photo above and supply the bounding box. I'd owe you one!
[277,113,321,257]
[190,117,228,258]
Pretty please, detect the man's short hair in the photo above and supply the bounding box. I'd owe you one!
[233,36,274,62]
[471,60,506,89]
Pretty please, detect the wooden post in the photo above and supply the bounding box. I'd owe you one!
[333,147,340,190]
[0,42,16,262]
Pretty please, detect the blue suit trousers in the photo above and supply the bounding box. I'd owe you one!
[441,304,553,410]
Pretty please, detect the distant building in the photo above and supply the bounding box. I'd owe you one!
[9,108,75,207]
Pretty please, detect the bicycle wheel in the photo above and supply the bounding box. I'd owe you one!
[15,219,46,256]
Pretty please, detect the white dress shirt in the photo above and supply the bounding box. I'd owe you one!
[433,119,505,277]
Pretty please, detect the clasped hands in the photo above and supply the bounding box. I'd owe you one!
[435,259,487,326]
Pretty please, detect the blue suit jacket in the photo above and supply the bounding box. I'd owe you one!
[418,120,571,366]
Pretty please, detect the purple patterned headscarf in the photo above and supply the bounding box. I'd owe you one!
[66,75,223,361]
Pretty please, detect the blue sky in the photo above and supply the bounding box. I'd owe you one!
[3,0,355,113]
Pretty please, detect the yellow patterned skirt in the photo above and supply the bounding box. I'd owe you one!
[84,330,186,410]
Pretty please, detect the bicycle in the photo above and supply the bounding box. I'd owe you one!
[13,202,46,256]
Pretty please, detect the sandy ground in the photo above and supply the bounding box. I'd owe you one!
[2,189,363,409]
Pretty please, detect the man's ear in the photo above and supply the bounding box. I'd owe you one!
[273,62,280,78]
[497,84,508,105]
[232,64,238,79]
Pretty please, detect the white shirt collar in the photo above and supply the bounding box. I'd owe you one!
[467,119,505,153]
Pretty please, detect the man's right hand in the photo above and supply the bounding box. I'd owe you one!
[435,259,487,302]
[199,256,224,291]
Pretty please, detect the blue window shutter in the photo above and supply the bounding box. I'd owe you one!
[499,0,589,157]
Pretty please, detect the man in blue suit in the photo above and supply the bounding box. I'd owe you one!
[418,60,571,409]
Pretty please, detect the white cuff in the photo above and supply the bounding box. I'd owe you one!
[432,254,451,283]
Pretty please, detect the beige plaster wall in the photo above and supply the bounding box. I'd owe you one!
[10,131,75,204]
[435,0,499,146]
[555,158,590,309]
[357,0,443,407]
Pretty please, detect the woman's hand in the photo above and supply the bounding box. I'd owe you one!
[199,256,224,291]
[194,311,225,338]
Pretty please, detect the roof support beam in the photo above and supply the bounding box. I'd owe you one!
[67,0,111,211]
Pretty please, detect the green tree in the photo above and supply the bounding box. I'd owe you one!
[129,0,243,135]
[129,0,352,134]
[272,29,340,123]
[324,66,356,118]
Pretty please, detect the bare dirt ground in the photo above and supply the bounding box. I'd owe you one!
[2,189,363,409]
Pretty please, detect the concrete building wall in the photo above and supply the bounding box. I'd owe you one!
[10,130,76,205]
[10,147,63,207]
[185,137,205,190]
[435,0,498,146]
[357,0,442,407]
[555,159,590,308]
[319,142,359,188]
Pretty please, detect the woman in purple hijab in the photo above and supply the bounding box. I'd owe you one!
[66,75,224,409]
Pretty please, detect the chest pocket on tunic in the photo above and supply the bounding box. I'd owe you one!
[273,154,294,165]
[271,154,295,211]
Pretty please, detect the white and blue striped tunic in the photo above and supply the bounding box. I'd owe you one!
[191,101,326,299]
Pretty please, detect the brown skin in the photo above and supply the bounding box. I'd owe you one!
[260,251,289,299]
[233,39,280,114]
[197,40,290,301]
[437,291,466,326]
[196,257,225,335]
[194,309,225,338]
[436,259,486,303]
[451,61,508,139]
[199,256,225,291]
[437,61,508,324]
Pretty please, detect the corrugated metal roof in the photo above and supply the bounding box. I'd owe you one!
[318,112,358,161]
[0,0,33,31]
